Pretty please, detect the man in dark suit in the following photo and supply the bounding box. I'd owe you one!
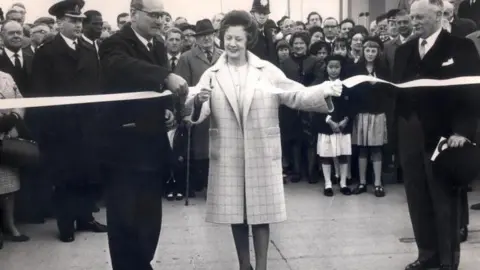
[458,0,480,27]
[384,9,414,72]
[0,20,33,96]
[393,1,480,269]
[97,0,188,269]
[30,0,107,243]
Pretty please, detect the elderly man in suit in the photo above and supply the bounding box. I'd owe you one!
[384,9,413,72]
[393,1,480,269]
[97,0,188,268]
[175,19,222,197]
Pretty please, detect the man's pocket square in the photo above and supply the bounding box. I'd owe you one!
[442,58,454,66]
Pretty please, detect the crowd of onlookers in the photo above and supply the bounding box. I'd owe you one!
[0,0,480,250]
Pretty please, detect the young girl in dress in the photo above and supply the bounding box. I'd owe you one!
[314,55,353,196]
[351,36,391,197]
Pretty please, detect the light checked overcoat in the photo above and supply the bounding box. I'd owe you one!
[187,52,334,224]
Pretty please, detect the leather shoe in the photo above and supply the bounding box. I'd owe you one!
[59,233,74,243]
[405,258,440,270]
[77,220,107,233]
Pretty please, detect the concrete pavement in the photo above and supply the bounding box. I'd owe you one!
[1,182,480,270]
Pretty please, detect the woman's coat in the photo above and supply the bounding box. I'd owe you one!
[187,52,334,224]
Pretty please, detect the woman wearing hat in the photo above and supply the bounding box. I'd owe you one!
[187,10,342,270]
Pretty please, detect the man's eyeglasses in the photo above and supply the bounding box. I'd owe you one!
[136,9,166,20]
[32,30,48,35]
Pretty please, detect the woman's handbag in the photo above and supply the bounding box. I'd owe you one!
[0,136,39,168]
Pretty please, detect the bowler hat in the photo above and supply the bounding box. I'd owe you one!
[194,19,215,36]
[433,142,480,188]
[48,0,86,19]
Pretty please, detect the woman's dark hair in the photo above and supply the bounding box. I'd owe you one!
[308,26,324,38]
[340,18,355,29]
[309,40,330,56]
[289,30,310,47]
[219,10,259,49]
[295,21,306,30]
[332,37,350,51]
[276,39,289,52]
[323,54,347,79]
[357,36,387,69]
[348,25,369,40]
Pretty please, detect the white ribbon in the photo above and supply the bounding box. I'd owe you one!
[1,75,480,110]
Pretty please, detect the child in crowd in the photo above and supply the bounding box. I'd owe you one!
[313,55,353,196]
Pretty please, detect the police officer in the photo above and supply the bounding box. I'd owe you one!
[29,0,106,243]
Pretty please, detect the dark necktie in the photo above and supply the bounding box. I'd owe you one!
[171,56,177,70]
[72,41,77,50]
[13,53,21,69]
[206,50,212,63]
[147,42,153,51]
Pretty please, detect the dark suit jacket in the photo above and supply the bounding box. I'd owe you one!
[458,0,480,29]
[392,30,480,152]
[97,25,173,171]
[0,47,33,96]
[451,17,477,37]
[250,29,277,64]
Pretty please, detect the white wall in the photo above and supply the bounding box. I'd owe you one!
[4,0,340,29]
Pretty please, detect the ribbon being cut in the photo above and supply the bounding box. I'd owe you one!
[1,75,480,110]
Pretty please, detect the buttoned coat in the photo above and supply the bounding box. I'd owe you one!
[187,52,334,224]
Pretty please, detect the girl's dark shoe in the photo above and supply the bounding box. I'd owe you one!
[175,193,184,201]
[352,184,367,195]
[374,186,386,197]
[340,187,352,195]
[324,188,334,197]
[166,192,174,201]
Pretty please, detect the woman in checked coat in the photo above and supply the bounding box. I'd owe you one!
[186,10,342,270]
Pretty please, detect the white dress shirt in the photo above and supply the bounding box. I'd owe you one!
[81,34,99,52]
[132,26,154,51]
[419,27,442,57]
[60,33,78,50]
[4,47,23,68]
[168,53,181,67]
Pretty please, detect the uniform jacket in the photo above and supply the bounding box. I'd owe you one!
[97,25,172,171]
[175,45,222,160]
[392,30,480,153]
[186,51,333,224]
[29,34,102,172]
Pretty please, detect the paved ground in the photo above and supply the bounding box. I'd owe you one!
[1,182,480,270]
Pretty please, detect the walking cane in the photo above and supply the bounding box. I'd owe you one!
[185,122,192,206]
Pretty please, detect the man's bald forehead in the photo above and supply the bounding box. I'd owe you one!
[2,20,22,32]
[133,0,164,10]
[31,24,50,32]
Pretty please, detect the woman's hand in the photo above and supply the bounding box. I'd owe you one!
[165,110,176,130]
[195,88,212,104]
[322,80,343,97]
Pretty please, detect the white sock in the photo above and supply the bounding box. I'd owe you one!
[322,164,332,189]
